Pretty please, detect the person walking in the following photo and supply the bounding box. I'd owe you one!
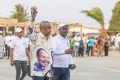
[51,23,75,80]
[29,21,53,80]
[10,27,30,80]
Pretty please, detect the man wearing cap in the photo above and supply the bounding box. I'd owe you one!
[51,23,74,80]
[10,27,30,80]
[29,21,52,80]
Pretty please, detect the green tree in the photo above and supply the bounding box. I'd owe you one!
[10,4,29,22]
[109,1,120,33]
[82,7,107,39]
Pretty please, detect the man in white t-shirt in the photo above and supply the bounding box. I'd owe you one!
[51,23,75,80]
[10,27,30,80]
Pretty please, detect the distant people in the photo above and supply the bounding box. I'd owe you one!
[115,36,119,50]
[104,39,110,56]
[73,33,80,57]
[78,37,84,57]
[108,34,112,47]
[94,38,98,54]
[10,27,30,80]
[0,31,5,59]
[82,34,87,57]
[87,36,95,56]
[97,37,104,57]
[5,32,13,59]
[111,35,115,47]
[69,32,75,49]
[51,23,75,80]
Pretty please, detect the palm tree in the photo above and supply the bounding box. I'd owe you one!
[10,4,29,22]
[82,7,107,39]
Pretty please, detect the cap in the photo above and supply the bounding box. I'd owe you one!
[57,23,68,30]
[16,27,23,32]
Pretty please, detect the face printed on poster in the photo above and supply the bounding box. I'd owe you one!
[33,47,50,72]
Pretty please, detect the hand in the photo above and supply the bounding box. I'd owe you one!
[69,64,76,70]
[10,60,14,66]
[65,48,73,54]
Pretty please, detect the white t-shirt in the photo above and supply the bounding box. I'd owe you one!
[74,36,80,46]
[10,36,28,61]
[24,37,31,46]
[51,35,74,68]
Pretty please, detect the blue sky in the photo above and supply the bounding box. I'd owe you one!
[0,0,118,28]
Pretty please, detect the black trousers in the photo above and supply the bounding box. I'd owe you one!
[78,47,84,57]
[87,46,94,56]
[14,60,28,80]
[104,47,109,56]
[51,67,70,80]
[5,44,10,58]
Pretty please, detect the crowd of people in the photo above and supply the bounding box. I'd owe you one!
[0,21,120,80]
[69,32,120,58]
